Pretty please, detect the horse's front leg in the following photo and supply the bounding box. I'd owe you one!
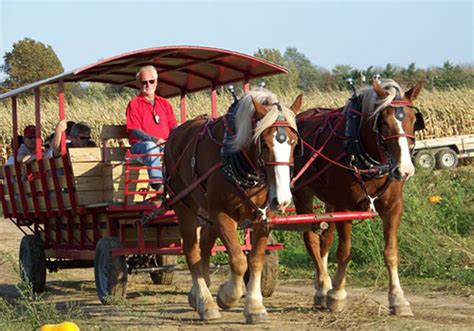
[379,199,414,316]
[214,212,247,311]
[244,222,269,324]
[326,220,352,312]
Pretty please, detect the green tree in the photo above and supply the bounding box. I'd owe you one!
[283,47,322,91]
[332,64,353,90]
[1,38,64,98]
[382,63,397,78]
[253,48,299,93]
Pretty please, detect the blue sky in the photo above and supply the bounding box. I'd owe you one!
[0,0,472,80]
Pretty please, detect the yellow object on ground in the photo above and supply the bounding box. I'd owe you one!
[38,321,80,331]
[428,195,442,203]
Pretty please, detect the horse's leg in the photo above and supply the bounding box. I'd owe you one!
[379,200,414,316]
[214,212,247,311]
[200,222,218,287]
[326,220,352,312]
[188,222,218,309]
[176,207,221,320]
[244,223,269,324]
[297,192,334,309]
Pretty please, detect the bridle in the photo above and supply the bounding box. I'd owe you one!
[346,91,425,180]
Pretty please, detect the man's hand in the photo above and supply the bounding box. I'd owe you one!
[155,138,166,145]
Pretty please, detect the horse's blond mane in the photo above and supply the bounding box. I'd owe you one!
[230,88,297,151]
[351,79,405,117]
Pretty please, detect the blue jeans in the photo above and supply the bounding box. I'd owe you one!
[130,141,163,181]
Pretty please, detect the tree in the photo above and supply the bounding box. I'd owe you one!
[1,38,64,98]
[253,48,299,92]
[283,47,323,91]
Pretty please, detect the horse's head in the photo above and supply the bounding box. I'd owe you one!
[231,88,302,211]
[360,79,423,181]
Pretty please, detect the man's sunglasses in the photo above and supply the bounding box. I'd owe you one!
[78,136,91,140]
[141,79,156,86]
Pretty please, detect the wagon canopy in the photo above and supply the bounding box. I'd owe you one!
[0,45,288,100]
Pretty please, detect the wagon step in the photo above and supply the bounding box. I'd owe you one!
[129,262,227,274]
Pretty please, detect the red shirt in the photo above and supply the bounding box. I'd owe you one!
[126,95,178,144]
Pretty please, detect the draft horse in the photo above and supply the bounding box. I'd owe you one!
[293,79,423,316]
[164,88,302,323]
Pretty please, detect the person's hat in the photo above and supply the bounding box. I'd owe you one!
[23,125,36,137]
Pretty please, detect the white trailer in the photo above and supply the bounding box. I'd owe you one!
[413,134,474,169]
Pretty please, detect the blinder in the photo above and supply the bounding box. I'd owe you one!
[413,107,425,131]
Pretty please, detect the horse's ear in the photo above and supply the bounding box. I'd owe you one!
[290,94,304,114]
[372,79,388,98]
[404,81,423,101]
[252,97,267,119]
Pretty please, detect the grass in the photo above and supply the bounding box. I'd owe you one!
[0,252,84,330]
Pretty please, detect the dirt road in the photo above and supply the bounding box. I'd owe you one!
[1,218,473,330]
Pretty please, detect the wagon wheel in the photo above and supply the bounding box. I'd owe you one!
[414,150,435,170]
[150,255,178,285]
[244,234,279,297]
[435,148,458,169]
[94,237,128,304]
[19,235,46,293]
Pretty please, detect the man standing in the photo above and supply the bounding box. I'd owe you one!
[126,65,177,190]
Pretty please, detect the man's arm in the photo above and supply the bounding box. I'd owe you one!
[130,129,165,145]
[51,120,67,157]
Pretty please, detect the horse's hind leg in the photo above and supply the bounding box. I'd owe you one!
[298,193,334,309]
[379,201,414,316]
[176,206,221,320]
[326,220,352,312]
[200,222,218,286]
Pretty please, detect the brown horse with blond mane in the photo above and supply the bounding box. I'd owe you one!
[164,88,302,323]
[292,79,423,316]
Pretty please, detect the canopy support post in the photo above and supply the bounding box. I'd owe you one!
[58,80,66,154]
[211,83,217,119]
[34,88,42,160]
[180,91,186,124]
[12,97,18,160]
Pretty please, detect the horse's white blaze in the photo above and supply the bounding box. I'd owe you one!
[272,133,292,207]
[395,119,415,178]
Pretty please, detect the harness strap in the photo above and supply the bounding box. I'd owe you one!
[167,162,223,208]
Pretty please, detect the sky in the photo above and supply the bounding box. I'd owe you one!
[0,0,473,81]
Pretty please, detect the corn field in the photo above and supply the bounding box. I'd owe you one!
[1,87,473,160]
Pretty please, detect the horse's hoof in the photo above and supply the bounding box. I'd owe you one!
[216,293,231,310]
[314,294,327,309]
[188,291,197,310]
[327,296,346,312]
[199,307,221,321]
[245,312,268,324]
[391,304,414,317]
[216,283,241,310]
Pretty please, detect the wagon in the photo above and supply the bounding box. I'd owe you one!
[0,46,376,303]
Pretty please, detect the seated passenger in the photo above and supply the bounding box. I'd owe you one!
[16,125,53,163]
[126,65,177,190]
[5,135,23,165]
[51,120,97,156]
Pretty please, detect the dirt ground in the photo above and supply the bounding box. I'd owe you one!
[1,218,473,330]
